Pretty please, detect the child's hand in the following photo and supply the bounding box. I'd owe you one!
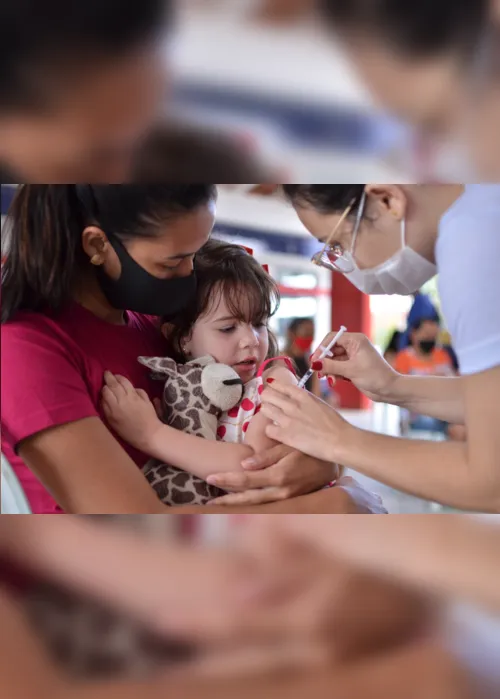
[102,372,163,452]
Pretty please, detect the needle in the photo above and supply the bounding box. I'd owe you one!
[297,326,347,389]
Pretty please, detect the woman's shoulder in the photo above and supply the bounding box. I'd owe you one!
[1,309,60,340]
[1,311,86,381]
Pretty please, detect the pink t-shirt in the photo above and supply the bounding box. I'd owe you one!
[1,303,168,514]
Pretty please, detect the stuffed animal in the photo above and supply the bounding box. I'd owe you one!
[21,517,197,680]
[137,355,244,506]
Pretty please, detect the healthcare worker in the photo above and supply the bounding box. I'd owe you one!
[319,0,500,178]
[257,184,500,513]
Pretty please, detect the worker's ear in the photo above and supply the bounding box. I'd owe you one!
[365,184,408,223]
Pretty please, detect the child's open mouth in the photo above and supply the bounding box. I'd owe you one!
[235,359,257,371]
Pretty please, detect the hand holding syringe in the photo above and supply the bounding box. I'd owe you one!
[297,326,347,389]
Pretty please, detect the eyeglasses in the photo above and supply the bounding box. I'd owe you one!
[311,191,366,273]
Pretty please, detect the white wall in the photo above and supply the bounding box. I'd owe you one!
[216,189,309,236]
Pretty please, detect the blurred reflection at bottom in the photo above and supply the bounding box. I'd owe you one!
[0,514,498,698]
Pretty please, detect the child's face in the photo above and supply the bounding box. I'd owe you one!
[185,290,270,383]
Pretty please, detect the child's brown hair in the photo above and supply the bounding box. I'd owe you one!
[165,239,280,363]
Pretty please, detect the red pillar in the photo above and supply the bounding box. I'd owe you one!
[331,273,372,410]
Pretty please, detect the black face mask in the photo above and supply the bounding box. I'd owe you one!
[419,340,437,355]
[96,234,197,317]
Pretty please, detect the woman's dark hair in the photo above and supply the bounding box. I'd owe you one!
[1,184,217,323]
[0,0,171,111]
[283,185,365,214]
[320,0,488,58]
[166,239,279,363]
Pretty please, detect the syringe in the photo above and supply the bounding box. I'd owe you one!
[297,326,347,389]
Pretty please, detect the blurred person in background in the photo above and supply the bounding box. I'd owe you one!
[398,293,460,371]
[260,184,500,513]
[319,0,500,178]
[284,318,319,395]
[394,318,455,436]
[397,291,440,351]
[284,318,339,408]
[1,515,499,698]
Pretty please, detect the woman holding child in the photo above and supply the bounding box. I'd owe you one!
[0,184,381,515]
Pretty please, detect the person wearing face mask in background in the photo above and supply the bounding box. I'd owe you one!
[284,318,318,395]
[394,318,455,436]
[0,184,380,516]
[255,184,500,513]
[397,292,440,351]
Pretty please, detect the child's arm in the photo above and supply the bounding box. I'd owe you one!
[244,364,342,481]
[146,425,254,480]
[243,365,298,454]
[102,373,253,479]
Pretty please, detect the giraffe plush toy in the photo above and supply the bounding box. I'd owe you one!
[137,355,244,506]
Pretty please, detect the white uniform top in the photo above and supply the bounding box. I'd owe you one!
[437,185,500,376]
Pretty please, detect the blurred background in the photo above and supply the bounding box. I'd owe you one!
[167,0,457,182]
[2,183,460,514]
[0,0,465,181]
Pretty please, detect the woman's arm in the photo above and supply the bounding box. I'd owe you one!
[19,416,363,514]
[19,417,250,514]
[1,580,472,699]
[19,418,169,514]
[0,588,70,699]
[313,332,466,424]
[262,366,500,512]
[380,373,465,424]
[275,515,500,613]
[337,367,500,511]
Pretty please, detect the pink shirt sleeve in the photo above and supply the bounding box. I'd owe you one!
[1,319,99,450]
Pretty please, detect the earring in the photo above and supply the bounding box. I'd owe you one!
[90,255,101,266]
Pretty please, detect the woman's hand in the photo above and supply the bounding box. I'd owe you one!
[259,382,351,463]
[206,444,337,506]
[102,372,163,452]
[311,331,399,402]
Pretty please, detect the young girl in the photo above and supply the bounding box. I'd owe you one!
[102,239,340,503]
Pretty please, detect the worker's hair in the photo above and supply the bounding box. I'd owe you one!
[319,0,488,58]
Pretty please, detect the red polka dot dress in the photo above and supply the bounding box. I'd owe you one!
[217,357,294,444]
